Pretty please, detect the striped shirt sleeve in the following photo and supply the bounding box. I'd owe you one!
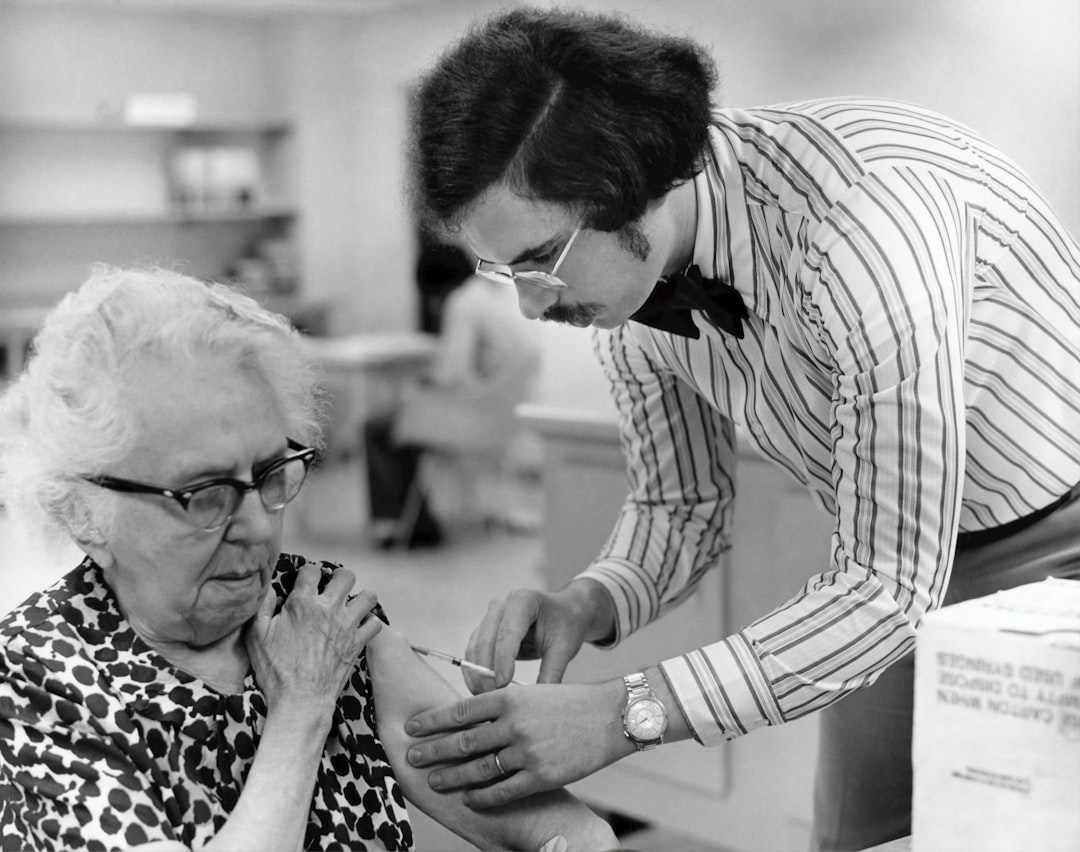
[582,163,971,745]
[578,326,738,645]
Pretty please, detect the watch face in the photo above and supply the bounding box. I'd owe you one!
[625,697,668,741]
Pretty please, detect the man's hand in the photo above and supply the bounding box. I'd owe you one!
[404,680,636,808]
[463,580,616,692]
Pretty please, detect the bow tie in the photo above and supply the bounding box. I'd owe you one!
[629,264,748,339]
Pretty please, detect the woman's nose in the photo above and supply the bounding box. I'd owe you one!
[225,489,276,543]
[514,281,558,321]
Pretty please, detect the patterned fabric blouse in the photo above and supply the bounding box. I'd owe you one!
[576,98,1080,746]
[0,553,414,851]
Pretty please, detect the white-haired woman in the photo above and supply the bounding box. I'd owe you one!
[0,267,615,852]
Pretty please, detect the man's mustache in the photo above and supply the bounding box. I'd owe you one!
[541,304,599,326]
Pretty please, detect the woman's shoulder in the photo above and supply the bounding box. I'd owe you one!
[270,551,340,596]
[271,553,389,625]
[0,557,130,732]
[0,556,109,656]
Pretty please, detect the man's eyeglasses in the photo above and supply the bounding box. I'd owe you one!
[82,439,318,533]
[474,227,581,291]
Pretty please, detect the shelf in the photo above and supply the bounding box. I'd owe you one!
[0,117,292,136]
[0,207,297,227]
[0,114,299,307]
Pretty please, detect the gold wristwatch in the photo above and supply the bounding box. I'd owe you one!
[622,671,668,751]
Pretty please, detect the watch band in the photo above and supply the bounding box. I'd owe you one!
[623,671,666,751]
[624,671,651,703]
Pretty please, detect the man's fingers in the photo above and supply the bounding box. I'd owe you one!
[491,592,543,685]
[406,717,503,765]
[462,774,540,809]
[424,747,514,790]
[405,693,501,743]
[465,614,500,683]
[492,622,528,688]
[535,636,576,684]
[465,596,532,691]
[460,665,489,696]
[467,596,519,670]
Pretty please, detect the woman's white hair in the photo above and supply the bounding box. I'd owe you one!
[0,265,328,545]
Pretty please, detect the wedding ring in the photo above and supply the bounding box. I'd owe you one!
[493,751,508,778]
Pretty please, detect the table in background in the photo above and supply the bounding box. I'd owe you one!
[303,331,438,454]
[299,331,438,535]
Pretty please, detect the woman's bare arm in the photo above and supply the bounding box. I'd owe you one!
[367,627,618,851]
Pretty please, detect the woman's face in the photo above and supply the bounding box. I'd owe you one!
[90,357,289,649]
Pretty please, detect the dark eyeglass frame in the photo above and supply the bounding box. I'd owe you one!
[81,438,318,532]
[474,227,581,291]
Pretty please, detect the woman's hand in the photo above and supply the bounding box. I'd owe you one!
[245,563,382,721]
[203,565,382,852]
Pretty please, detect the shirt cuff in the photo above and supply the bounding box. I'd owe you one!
[575,559,659,647]
[659,632,784,746]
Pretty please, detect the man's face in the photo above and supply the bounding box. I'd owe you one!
[459,184,674,329]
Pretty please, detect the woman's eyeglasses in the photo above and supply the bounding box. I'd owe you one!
[82,439,318,532]
[474,227,581,291]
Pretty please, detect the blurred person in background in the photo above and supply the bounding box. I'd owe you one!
[399,7,1080,850]
[364,241,542,548]
[0,266,615,852]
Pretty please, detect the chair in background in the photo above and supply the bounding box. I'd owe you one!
[390,346,541,545]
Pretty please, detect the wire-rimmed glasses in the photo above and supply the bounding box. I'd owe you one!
[474,227,581,291]
[82,439,318,532]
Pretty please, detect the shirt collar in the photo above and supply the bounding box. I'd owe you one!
[695,125,756,319]
[691,159,720,279]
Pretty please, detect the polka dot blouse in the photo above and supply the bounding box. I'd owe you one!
[0,553,414,851]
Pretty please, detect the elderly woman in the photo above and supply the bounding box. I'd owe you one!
[0,267,616,852]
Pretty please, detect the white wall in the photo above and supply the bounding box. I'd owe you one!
[1,0,1076,372]
[271,1,511,334]
[562,0,1080,232]
[0,6,279,124]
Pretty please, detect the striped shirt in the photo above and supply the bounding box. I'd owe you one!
[576,98,1080,745]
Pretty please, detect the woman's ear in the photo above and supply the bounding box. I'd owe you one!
[72,534,114,570]
[62,496,115,569]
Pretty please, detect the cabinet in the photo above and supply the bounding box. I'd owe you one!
[519,405,831,852]
[0,118,299,308]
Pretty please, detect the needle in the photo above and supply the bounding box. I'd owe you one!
[410,644,527,686]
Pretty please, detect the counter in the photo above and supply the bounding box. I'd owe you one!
[516,403,831,851]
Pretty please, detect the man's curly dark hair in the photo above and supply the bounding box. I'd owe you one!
[408,6,719,236]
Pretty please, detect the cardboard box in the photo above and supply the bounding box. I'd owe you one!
[913,578,1080,852]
